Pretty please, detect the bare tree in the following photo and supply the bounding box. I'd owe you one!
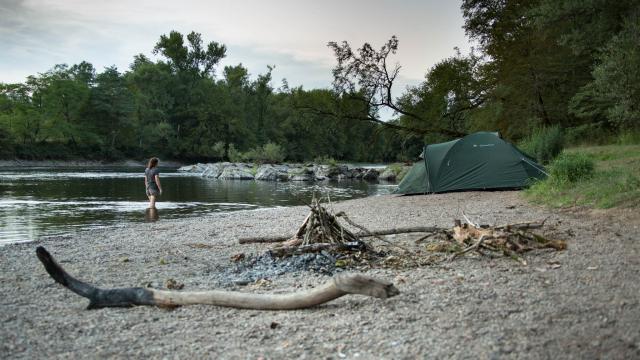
[327,36,467,137]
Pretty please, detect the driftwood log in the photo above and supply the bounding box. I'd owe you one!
[36,247,399,310]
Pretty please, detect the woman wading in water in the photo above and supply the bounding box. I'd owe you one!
[144,157,163,209]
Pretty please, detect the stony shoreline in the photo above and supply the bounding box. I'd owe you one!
[178,162,403,182]
[1,192,639,358]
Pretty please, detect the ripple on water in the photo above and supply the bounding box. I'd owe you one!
[0,167,395,245]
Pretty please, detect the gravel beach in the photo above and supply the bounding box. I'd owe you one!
[1,191,639,359]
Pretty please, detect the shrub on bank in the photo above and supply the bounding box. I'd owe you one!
[549,152,595,184]
[617,131,640,145]
[563,122,611,146]
[313,156,338,167]
[241,142,286,164]
[519,126,565,164]
[526,145,640,208]
[228,144,242,163]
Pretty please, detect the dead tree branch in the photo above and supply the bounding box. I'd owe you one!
[36,247,399,310]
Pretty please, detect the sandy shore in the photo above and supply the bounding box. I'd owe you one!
[1,192,639,359]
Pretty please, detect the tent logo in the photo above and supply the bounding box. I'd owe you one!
[473,143,495,147]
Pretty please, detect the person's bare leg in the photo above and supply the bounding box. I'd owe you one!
[149,195,156,209]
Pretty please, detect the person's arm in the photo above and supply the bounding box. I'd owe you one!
[155,174,162,195]
[144,174,148,188]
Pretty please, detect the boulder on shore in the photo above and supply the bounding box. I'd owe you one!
[177,162,396,183]
[219,165,255,180]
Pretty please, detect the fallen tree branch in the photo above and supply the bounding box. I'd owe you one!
[239,235,291,244]
[267,242,368,257]
[36,247,399,310]
[238,226,444,244]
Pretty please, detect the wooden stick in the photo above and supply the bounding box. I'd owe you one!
[238,235,291,244]
[238,226,446,244]
[36,246,399,310]
[449,235,489,261]
[268,243,342,257]
[355,226,443,237]
[462,211,480,228]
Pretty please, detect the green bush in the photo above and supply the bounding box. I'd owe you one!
[549,152,595,184]
[228,143,242,162]
[261,142,286,163]
[519,126,565,164]
[617,131,640,145]
[0,127,15,158]
[241,142,286,164]
[313,155,338,167]
[564,123,613,146]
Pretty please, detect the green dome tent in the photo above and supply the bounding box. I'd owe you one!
[394,132,547,194]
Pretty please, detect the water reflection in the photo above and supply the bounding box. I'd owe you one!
[0,166,395,245]
[145,207,160,222]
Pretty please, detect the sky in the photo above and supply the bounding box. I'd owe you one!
[0,0,472,92]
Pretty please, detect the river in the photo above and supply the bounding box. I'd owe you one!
[0,166,396,245]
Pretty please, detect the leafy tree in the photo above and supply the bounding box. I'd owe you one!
[91,66,135,156]
[151,31,227,156]
[398,52,484,142]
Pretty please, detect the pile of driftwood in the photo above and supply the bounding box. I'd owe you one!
[238,197,566,266]
[433,217,566,265]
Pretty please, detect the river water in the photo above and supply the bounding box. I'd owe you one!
[0,166,396,245]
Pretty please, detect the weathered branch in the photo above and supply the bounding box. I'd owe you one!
[239,226,445,244]
[36,246,399,310]
[267,242,368,257]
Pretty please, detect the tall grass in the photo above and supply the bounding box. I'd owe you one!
[525,145,640,208]
[519,126,565,164]
[548,153,594,184]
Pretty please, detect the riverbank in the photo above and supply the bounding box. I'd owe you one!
[1,192,638,358]
[178,162,403,181]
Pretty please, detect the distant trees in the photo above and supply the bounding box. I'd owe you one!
[0,31,390,162]
[3,1,637,163]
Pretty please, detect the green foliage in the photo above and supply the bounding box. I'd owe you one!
[563,123,612,146]
[4,4,639,165]
[0,126,14,157]
[227,143,242,163]
[518,126,565,164]
[460,0,640,139]
[589,13,640,129]
[241,142,286,164]
[526,145,640,208]
[617,132,640,145]
[549,152,595,184]
[210,142,226,158]
[313,155,338,167]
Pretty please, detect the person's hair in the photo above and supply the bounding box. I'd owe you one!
[147,157,159,169]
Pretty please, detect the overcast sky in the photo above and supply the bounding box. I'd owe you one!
[1,0,471,91]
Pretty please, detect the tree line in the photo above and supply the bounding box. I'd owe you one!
[329,0,639,151]
[1,1,638,162]
[0,31,404,162]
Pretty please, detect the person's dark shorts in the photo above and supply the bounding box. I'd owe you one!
[146,187,160,197]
